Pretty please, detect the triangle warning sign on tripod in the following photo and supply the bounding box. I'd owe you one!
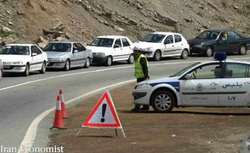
[81,91,122,128]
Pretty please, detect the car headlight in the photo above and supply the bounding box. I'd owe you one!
[135,83,152,90]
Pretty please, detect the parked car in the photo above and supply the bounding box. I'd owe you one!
[133,52,250,112]
[133,32,190,61]
[189,29,250,57]
[0,44,48,76]
[87,35,134,66]
[44,41,92,70]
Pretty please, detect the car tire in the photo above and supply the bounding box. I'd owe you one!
[64,60,70,71]
[239,45,247,55]
[84,58,90,68]
[24,64,30,76]
[205,47,213,57]
[181,49,189,59]
[154,50,161,61]
[128,54,134,64]
[151,90,175,112]
[106,56,112,66]
[40,62,46,74]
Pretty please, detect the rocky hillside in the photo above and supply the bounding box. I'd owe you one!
[0,0,250,46]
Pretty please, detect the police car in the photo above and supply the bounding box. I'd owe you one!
[133,52,250,112]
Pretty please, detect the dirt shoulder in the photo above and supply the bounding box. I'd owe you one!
[49,83,250,153]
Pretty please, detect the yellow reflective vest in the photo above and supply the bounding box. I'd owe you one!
[134,54,148,79]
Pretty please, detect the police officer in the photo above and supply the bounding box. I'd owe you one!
[133,47,150,111]
[134,47,149,82]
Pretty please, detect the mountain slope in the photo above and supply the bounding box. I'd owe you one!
[0,0,250,43]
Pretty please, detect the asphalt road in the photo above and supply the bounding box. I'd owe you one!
[0,55,250,148]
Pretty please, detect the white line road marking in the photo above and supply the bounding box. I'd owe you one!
[2,56,249,92]
[0,67,132,92]
[18,79,135,153]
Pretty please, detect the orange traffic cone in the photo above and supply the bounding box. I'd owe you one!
[52,95,64,129]
[59,89,69,118]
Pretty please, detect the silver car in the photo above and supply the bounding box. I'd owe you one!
[44,41,92,70]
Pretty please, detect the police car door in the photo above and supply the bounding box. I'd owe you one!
[218,63,250,106]
[180,63,222,106]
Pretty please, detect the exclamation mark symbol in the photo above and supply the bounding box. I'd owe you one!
[101,104,107,123]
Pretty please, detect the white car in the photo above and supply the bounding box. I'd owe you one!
[133,32,190,61]
[133,53,250,112]
[87,35,134,66]
[0,44,48,76]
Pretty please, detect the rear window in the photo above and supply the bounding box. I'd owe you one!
[225,63,250,78]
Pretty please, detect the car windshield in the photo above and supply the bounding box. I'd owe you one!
[142,34,165,43]
[90,38,114,47]
[44,43,71,52]
[0,46,30,55]
[170,62,201,77]
[196,31,220,40]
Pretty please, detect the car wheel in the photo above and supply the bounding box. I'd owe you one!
[151,90,175,112]
[128,54,134,64]
[239,45,247,55]
[181,49,189,59]
[40,62,46,74]
[106,56,112,66]
[154,50,161,61]
[24,64,30,76]
[64,60,70,71]
[84,58,90,68]
[205,47,213,57]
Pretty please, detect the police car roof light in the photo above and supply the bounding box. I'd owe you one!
[214,52,226,61]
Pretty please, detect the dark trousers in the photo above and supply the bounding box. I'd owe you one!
[137,78,146,83]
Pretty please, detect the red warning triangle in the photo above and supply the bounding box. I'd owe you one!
[81,91,122,128]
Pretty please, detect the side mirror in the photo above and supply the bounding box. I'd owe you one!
[184,73,193,80]
[32,52,38,56]
[114,44,120,48]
